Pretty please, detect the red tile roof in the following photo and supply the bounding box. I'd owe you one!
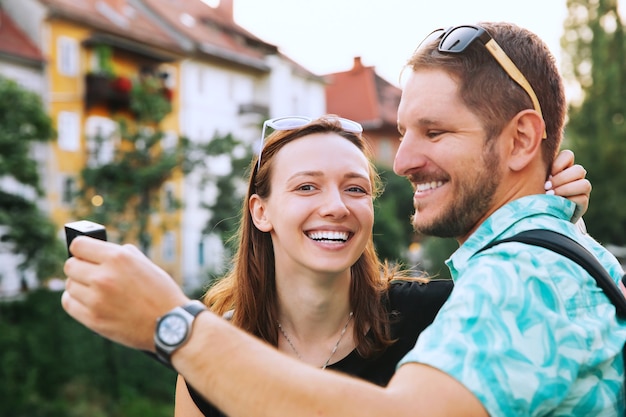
[140,0,274,70]
[0,10,44,64]
[40,0,186,53]
[325,57,400,129]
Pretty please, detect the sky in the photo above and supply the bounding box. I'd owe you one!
[233,0,569,87]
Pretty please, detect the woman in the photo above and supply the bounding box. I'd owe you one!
[175,115,590,416]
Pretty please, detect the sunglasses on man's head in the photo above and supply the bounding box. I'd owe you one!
[257,116,363,169]
[418,25,546,139]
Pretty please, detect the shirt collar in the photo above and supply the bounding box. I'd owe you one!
[445,195,576,280]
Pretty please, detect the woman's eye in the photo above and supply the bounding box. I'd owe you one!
[347,186,367,194]
[297,184,315,191]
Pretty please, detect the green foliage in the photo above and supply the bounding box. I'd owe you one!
[422,237,458,279]
[561,0,626,245]
[0,76,65,279]
[94,45,115,77]
[0,290,176,416]
[130,76,172,124]
[0,191,66,278]
[0,76,54,191]
[77,85,189,249]
[373,168,416,262]
[197,133,254,250]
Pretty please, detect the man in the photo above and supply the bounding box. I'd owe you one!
[62,22,624,416]
[391,22,626,415]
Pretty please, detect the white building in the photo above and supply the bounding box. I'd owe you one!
[137,0,327,291]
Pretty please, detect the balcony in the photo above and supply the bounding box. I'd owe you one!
[85,73,132,112]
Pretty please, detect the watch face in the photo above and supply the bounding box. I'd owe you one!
[158,314,188,346]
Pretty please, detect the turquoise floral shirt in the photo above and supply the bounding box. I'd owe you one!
[399,195,626,416]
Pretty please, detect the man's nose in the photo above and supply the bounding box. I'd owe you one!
[394,134,426,176]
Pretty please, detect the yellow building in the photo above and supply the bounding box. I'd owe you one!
[3,0,189,282]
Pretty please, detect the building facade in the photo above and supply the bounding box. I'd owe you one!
[1,0,326,292]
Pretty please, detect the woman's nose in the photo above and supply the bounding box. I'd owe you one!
[318,189,350,218]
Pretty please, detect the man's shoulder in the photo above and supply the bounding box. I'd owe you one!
[451,195,575,264]
[479,223,622,280]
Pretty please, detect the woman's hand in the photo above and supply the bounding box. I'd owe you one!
[546,149,591,224]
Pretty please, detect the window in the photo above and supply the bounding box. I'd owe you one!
[61,176,76,205]
[378,139,394,167]
[197,67,204,93]
[158,64,176,89]
[163,183,176,212]
[161,130,178,151]
[198,240,205,267]
[85,116,118,166]
[162,231,176,262]
[57,36,79,76]
[57,111,80,151]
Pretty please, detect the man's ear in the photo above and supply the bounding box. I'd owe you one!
[249,194,273,232]
[507,109,545,172]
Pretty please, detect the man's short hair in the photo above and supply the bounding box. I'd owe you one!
[407,21,566,169]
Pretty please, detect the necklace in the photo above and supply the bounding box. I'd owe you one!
[277,311,354,369]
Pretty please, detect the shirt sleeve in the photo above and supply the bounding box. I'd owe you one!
[397,251,590,416]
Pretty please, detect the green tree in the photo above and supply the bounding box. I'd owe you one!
[562,0,626,245]
[0,289,176,416]
[422,237,457,280]
[76,76,191,251]
[373,167,416,263]
[181,132,254,288]
[0,76,65,281]
[197,132,253,251]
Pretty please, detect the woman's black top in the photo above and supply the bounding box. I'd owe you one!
[186,279,453,416]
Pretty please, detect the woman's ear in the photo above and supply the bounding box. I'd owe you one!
[249,194,273,232]
[507,109,544,172]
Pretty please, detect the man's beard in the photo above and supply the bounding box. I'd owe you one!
[412,144,500,239]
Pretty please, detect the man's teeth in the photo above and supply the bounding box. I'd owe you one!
[308,231,349,242]
[416,181,443,192]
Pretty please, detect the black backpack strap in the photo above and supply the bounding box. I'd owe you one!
[478,229,626,318]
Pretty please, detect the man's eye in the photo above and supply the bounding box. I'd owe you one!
[427,131,445,139]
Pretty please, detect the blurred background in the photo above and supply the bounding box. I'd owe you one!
[0,0,624,415]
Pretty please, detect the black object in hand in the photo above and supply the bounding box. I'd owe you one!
[64,220,107,257]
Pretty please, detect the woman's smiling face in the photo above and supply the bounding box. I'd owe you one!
[250,132,375,276]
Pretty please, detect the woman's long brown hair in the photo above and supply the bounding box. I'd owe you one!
[203,116,405,358]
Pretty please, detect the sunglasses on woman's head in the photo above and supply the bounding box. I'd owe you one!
[257,116,363,169]
[418,25,546,139]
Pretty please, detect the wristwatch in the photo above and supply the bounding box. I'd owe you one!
[154,300,207,367]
